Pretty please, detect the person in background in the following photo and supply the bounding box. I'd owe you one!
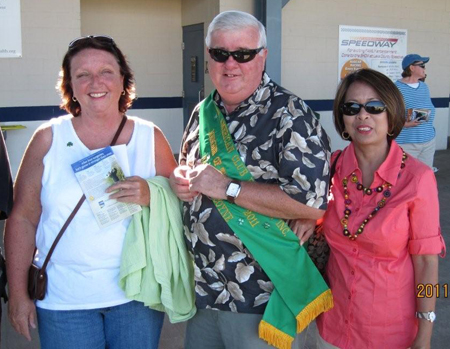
[395,54,437,170]
[170,10,332,349]
[316,68,445,348]
[5,35,176,348]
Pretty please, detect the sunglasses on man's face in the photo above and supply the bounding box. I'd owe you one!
[208,47,264,63]
[412,63,426,69]
[341,101,387,116]
[68,35,115,49]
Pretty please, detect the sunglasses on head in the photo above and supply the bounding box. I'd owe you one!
[208,47,264,63]
[341,101,387,116]
[412,63,426,69]
[68,35,115,49]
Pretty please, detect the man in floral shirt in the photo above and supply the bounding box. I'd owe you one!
[170,10,331,348]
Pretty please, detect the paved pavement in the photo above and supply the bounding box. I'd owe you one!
[1,148,449,348]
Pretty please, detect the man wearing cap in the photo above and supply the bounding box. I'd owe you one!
[170,10,333,349]
[395,54,436,169]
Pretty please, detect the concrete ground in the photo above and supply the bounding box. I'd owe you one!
[1,148,449,348]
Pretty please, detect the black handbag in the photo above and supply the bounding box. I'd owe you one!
[27,116,127,300]
[307,151,341,275]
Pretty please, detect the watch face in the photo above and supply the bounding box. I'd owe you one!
[227,182,240,197]
[429,312,436,322]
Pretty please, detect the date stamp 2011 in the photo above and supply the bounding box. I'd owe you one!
[416,284,448,298]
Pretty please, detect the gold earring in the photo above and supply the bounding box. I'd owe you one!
[342,131,350,140]
[387,131,394,137]
[72,96,78,102]
[122,90,126,96]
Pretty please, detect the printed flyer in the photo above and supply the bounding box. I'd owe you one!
[71,146,141,228]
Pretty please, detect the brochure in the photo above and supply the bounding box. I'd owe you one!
[71,146,141,228]
[407,108,430,123]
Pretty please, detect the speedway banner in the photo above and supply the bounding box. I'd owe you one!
[338,25,407,82]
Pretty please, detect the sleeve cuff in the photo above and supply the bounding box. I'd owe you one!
[409,234,446,257]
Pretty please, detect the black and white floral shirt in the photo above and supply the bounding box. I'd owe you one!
[179,73,331,314]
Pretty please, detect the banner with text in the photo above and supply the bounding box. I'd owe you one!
[0,0,22,58]
[338,25,407,82]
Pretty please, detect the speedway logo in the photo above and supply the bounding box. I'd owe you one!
[341,37,398,48]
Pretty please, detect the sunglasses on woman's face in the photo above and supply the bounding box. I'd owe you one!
[341,101,387,116]
[208,47,264,63]
[412,63,426,69]
[68,35,115,49]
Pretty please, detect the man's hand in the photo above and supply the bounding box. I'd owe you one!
[188,163,229,200]
[8,295,37,341]
[289,219,317,245]
[169,165,199,202]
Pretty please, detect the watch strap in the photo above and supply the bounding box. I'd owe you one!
[416,311,436,322]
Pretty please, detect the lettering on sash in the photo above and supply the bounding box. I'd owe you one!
[213,199,233,222]
[220,119,235,153]
[243,210,260,227]
[213,156,222,166]
[208,130,218,156]
[275,220,289,237]
[231,154,249,177]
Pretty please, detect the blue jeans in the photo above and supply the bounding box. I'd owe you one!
[37,301,164,349]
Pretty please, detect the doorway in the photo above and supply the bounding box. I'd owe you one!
[182,23,205,127]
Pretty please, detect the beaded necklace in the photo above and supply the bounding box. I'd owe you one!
[341,151,407,241]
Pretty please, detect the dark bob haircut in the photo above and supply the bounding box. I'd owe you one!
[57,36,136,116]
[333,68,405,142]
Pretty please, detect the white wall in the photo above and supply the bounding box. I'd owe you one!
[0,0,80,108]
[0,0,81,178]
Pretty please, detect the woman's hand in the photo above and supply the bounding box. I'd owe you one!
[289,219,317,245]
[8,295,37,341]
[405,120,421,128]
[169,165,198,202]
[106,176,150,206]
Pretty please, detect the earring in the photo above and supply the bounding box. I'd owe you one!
[342,131,350,140]
[387,131,394,137]
[72,96,78,103]
[122,90,126,96]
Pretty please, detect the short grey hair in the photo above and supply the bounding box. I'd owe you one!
[205,11,267,49]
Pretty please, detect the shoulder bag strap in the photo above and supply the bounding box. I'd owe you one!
[36,115,128,273]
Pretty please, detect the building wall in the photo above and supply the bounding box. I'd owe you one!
[1,0,81,176]
[282,0,450,151]
[0,0,80,108]
[3,0,449,178]
[3,0,186,176]
[81,0,184,153]
[181,0,256,96]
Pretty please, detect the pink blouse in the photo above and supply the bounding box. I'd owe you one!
[317,141,446,349]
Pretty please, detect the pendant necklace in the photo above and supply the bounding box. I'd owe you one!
[341,151,407,241]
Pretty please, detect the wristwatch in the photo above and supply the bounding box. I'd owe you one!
[415,311,436,322]
[226,179,241,204]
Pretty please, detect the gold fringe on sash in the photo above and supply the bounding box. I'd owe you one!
[259,320,294,349]
[296,289,334,333]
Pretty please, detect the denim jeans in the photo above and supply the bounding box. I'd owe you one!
[37,301,164,349]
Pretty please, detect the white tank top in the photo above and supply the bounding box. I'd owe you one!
[35,115,156,310]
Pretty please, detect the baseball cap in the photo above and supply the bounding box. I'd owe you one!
[402,54,430,70]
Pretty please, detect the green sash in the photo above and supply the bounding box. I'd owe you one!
[198,91,333,349]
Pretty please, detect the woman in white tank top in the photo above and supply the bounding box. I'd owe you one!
[5,36,177,349]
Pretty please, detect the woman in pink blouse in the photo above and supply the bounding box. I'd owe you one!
[316,69,446,349]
